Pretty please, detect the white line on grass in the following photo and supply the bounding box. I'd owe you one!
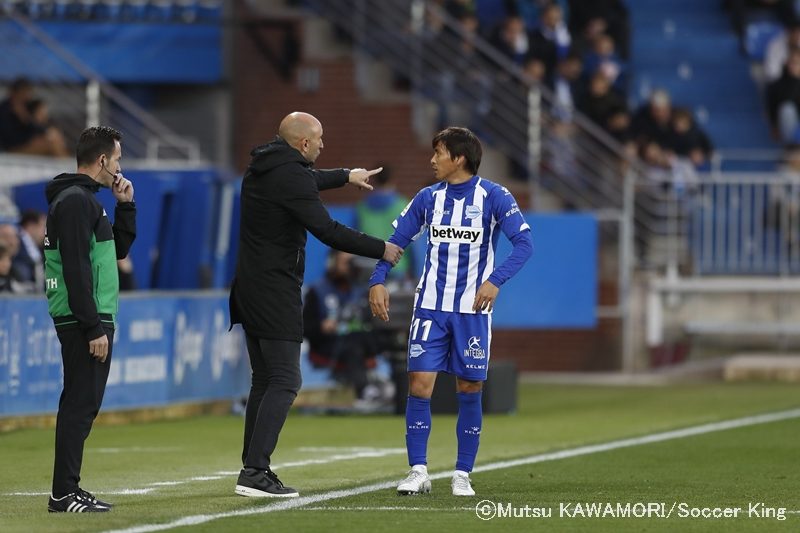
[4,448,406,497]
[6,488,155,496]
[214,448,405,476]
[101,407,800,533]
[303,506,474,511]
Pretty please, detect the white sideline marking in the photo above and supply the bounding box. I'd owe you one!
[4,448,405,497]
[101,408,800,533]
[304,506,474,511]
[6,488,154,496]
[215,448,406,475]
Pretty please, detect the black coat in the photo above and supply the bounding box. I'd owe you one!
[229,138,385,342]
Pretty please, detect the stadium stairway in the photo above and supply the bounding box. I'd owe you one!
[629,0,775,150]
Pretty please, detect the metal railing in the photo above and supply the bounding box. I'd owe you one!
[655,172,800,276]
[2,12,203,162]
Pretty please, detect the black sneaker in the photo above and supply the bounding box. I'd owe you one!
[48,491,111,513]
[77,488,113,509]
[234,467,299,498]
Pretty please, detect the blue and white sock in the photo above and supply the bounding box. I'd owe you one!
[405,395,431,467]
[455,391,482,472]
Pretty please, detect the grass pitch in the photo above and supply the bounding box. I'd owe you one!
[0,382,798,532]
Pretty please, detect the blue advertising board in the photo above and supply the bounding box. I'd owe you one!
[0,292,250,417]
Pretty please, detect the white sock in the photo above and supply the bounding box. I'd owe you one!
[454,469,470,478]
[411,464,427,474]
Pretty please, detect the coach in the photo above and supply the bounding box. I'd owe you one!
[230,112,402,498]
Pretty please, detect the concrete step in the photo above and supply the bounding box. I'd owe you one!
[724,354,800,382]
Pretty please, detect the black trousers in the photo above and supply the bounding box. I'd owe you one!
[241,334,302,470]
[52,326,114,498]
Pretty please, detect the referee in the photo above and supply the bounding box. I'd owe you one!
[45,126,136,513]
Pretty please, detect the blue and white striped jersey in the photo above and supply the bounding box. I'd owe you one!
[369,175,533,314]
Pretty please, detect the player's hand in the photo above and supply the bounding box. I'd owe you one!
[112,173,134,203]
[88,334,109,363]
[472,280,499,312]
[348,167,382,191]
[382,242,403,266]
[369,284,390,322]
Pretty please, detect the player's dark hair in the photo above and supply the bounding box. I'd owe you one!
[432,127,482,175]
[76,126,122,168]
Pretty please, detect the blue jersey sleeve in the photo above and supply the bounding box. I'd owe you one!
[369,189,429,286]
[487,187,533,287]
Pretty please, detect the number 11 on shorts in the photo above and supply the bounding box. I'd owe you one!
[410,318,432,341]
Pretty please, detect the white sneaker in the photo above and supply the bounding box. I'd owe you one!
[451,471,475,496]
[397,466,431,495]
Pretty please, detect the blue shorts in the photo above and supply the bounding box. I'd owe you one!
[406,307,491,381]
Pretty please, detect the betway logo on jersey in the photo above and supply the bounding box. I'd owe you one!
[429,225,483,244]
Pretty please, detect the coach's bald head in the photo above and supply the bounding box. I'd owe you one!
[279,112,324,163]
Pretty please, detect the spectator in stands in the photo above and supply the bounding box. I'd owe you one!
[604,107,638,164]
[0,243,26,294]
[489,14,533,66]
[0,78,67,157]
[582,33,625,94]
[669,108,714,167]
[567,0,630,59]
[444,0,475,19]
[356,165,412,281]
[550,53,583,121]
[13,209,46,291]
[631,89,673,152]
[725,0,798,54]
[26,99,69,157]
[764,21,800,82]
[575,71,626,134]
[766,48,800,144]
[430,12,493,130]
[529,3,571,79]
[0,222,20,264]
[303,250,385,409]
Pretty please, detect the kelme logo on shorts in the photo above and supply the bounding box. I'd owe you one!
[429,225,483,244]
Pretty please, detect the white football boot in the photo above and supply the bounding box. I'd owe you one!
[397,465,432,495]
[451,470,475,496]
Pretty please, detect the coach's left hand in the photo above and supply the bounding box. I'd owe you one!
[348,167,382,191]
[472,281,499,312]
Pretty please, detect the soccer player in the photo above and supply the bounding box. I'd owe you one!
[368,127,533,496]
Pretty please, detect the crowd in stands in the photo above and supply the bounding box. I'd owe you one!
[431,0,714,181]
[0,208,46,294]
[0,78,68,157]
[0,0,222,23]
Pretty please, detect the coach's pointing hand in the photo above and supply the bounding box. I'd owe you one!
[472,280,499,312]
[348,167,382,191]
[382,242,403,266]
[369,284,390,322]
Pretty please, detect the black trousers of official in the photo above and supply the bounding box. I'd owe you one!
[241,334,302,470]
[52,326,114,498]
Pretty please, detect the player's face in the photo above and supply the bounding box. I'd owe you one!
[431,142,459,181]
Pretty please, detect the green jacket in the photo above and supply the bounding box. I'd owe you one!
[44,173,136,341]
